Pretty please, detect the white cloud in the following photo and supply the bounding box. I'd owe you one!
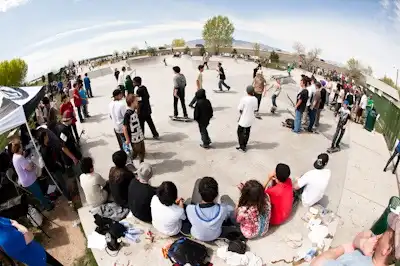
[29,20,140,48]
[0,0,28,12]
[22,17,400,81]
[381,0,390,9]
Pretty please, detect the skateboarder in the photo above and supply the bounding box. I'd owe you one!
[203,53,209,69]
[217,62,230,91]
[328,100,350,153]
[163,58,167,66]
[252,71,267,116]
[117,66,127,94]
[172,66,188,118]
[383,139,400,174]
[189,65,204,108]
[237,85,258,152]
[193,89,213,149]
[267,77,281,114]
[133,76,159,139]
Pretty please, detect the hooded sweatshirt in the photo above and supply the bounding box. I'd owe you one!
[173,73,187,96]
[194,89,213,125]
[186,203,234,241]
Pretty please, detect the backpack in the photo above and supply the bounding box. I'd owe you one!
[167,237,208,266]
[283,118,294,129]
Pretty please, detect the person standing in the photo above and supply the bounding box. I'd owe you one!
[0,217,63,266]
[125,75,135,95]
[335,86,345,116]
[114,68,120,81]
[326,77,333,105]
[59,94,80,142]
[123,94,145,163]
[293,77,309,133]
[236,85,258,152]
[328,100,350,152]
[315,82,327,128]
[109,89,127,150]
[41,97,58,132]
[253,63,262,78]
[307,82,322,132]
[172,66,188,118]
[303,77,316,125]
[384,140,400,174]
[356,91,368,123]
[252,71,267,116]
[11,140,54,211]
[117,66,127,94]
[217,62,230,91]
[83,73,93,98]
[189,65,204,108]
[267,78,282,114]
[194,89,213,149]
[78,85,90,118]
[72,83,84,123]
[133,76,159,139]
[203,53,209,69]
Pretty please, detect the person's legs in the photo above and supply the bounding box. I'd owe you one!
[237,125,245,149]
[173,95,179,117]
[114,130,124,150]
[336,128,346,148]
[145,115,159,137]
[76,106,83,122]
[45,251,63,266]
[315,109,321,127]
[218,80,223,90]
[293,110,302,133]
[53,170,71,201]
[138,141,145,163]
[221,80,230,89]
[82,104,89,118]
[271,94,277,108]
[255,93,262,112]
[326,92,330,105]
[139,116,146,137]
[179,94,188,117]
[26,181,52,210]
[87,87,93,98]
[198,123,210,146]
[307,109,316,132]
[384,151,399,171]
[393,154,400,173]
[71,124,80,142]
[243,126,251,148]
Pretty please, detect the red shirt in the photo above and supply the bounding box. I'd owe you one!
[59,102,77,124]
[265,178,293,225]
[72,89,82,107]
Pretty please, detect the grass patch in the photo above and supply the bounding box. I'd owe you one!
[73,248,97,266]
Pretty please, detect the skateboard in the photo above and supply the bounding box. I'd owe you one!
[213,90,231,93]
[169,116,193,122]
[327,147,340,154]
[270,106,277,114]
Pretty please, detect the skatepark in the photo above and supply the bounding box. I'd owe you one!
[75,55,399,265]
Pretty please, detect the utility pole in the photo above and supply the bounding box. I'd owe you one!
[396,68,399,89]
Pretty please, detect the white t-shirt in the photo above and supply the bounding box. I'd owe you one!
[150,196,186,236]
[297,169,331,207]
[109,100,127,133]
[117,71,126,86]
[306,84,316,106]
[360,95,368,109]
[337,90,345,104]
[80,172,108,207]
[238,95,258,128]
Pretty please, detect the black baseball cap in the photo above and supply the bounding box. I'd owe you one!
[112,88,122,98]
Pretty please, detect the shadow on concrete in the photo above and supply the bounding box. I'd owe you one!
[83,139,108,150]
[319,133,350,149]
[85,113,109,123]
[212,141,237,149]
[147,151,177,160]
[247,141,279,151]
[317,123,333,133]
[152,159,196,175]
[42,226,70,249]
[158,132,189,143]
[220,195,236,209]
[318,195,330,208]
[259,109,291,118]
[213,106,230,112]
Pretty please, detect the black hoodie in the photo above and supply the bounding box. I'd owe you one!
[194,89,213,125]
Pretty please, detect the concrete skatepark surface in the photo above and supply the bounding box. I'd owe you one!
[76,55,399,265]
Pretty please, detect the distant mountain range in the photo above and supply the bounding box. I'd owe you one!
[186,39,281,51]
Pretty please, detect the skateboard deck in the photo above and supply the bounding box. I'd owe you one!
[169,116,193,122]
[270,106,277,113]
[213,90,231,93]
[327,147,340,154]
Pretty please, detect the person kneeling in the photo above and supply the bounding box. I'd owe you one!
[151,181,186,236]
[80,157,108,207]
[236,180,271,239]
[293,153,331,207]
[194,89,213,149]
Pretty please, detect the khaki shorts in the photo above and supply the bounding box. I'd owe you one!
[131,141,145,162]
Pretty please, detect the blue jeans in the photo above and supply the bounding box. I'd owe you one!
[26,180,51,210]
[271,95,277,107]
[308,108,317,131]
[293,109,303,133]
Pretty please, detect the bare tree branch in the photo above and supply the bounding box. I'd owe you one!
[292,42,321,70]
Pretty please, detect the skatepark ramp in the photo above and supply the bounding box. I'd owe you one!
[87,67,113,79]
[126,56,160,68]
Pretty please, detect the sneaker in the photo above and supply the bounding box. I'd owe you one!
[227,87,231,91]
[153,135,160,140]
[236,146,246,152]
[200,144,210,149]
[189,105,194,108]
[383,168,387,172]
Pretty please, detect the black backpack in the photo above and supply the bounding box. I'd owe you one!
[167,237,208,266]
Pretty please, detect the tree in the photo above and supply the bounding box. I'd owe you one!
[184,46,191,54]
[202,15,235,54]
[292,41,321,71]
[365,66,373,76]
[380,76,398,89]
[172,38,186,48]
[113,50,119,58]
[346,57,368,84]
[147,47,156,56]
[269,51,279,63]
[253,43,261,57]
[199,47,206,56]
[232,48,237,55]
[41,75,46,83]
[0,59,28,86]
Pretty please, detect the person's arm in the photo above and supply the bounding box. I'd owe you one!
[196,79,200,90]
[264,171,276,188]
[295,99,302,109]
[94,173,107,187]
[11,220,34,245]
[293,174,308,190]
[22,158,35,172]
[311,245,345,266]
[61,147,78,165]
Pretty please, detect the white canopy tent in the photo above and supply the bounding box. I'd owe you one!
[0,86,62,194]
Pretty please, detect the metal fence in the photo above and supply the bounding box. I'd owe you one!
[371,93,400,149]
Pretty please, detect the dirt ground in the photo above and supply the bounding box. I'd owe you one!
[40,199,87,266]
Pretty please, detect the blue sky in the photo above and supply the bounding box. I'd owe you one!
[0,0,399,81]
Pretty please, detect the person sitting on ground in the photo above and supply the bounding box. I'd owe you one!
[293,153,331,207]
[108,151,134,208]
[194,88,213,149]
[183,176,235,242]
[80,157,108,207]
[128,163,156,223]
[151,181,186,236]
[311,212,400,266]
[264,163,293,226]
[236,180,271,239]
